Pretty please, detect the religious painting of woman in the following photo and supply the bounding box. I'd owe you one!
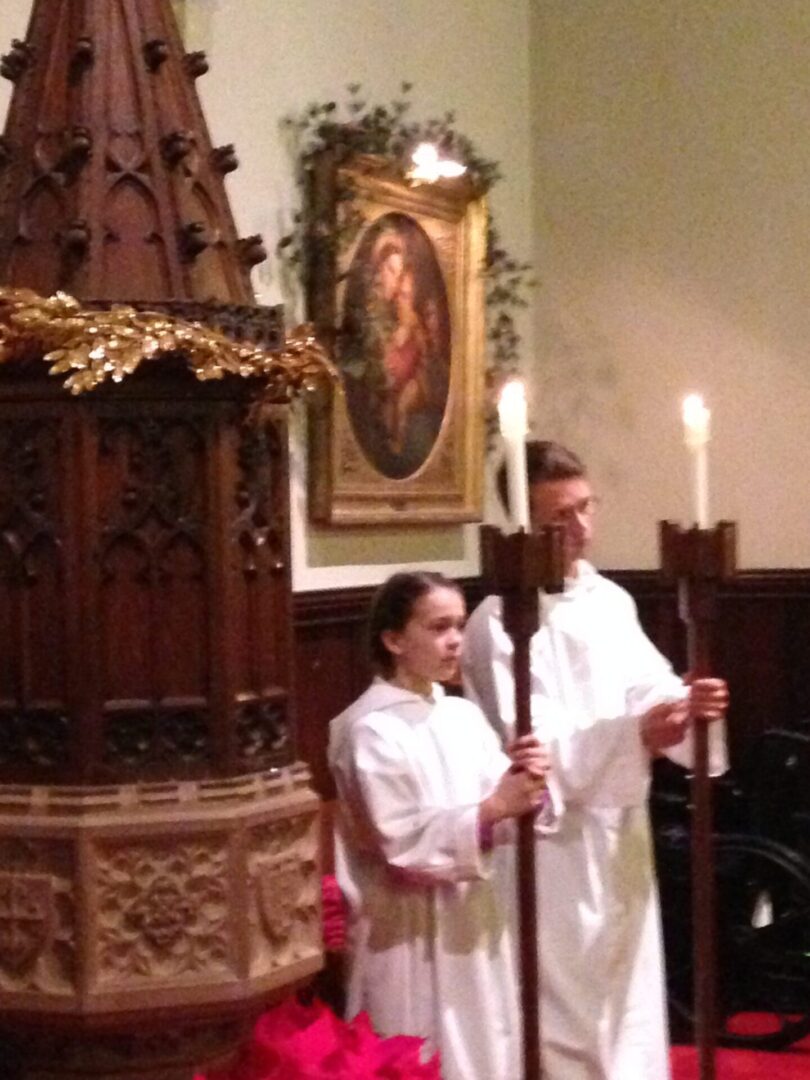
[307,154,486,526]
[338,214,451,480]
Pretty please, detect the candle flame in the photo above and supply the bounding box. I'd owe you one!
[682,393,710,447]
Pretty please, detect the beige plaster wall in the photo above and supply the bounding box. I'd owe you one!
[532,1,810,569]
[0,0,30,107]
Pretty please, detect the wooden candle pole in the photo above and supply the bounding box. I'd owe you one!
[480,524,566,1080]
[659,520,736,1080]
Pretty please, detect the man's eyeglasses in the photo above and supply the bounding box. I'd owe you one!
[548,495,600,527]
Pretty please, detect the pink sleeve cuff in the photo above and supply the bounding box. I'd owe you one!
[478,818,494,851]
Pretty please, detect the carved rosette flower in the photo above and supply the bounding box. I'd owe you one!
[124,876,194,949]
[95,841,230,982]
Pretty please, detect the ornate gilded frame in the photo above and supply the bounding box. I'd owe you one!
[307,154,486,526]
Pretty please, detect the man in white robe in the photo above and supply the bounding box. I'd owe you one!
[462,440,728,1080]
[329,678,527,1080]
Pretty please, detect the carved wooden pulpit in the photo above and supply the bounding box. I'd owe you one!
[0,3,327,1079]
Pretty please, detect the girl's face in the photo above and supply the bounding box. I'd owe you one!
[382,586,465,695]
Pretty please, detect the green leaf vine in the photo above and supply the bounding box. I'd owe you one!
[278,83,535,442]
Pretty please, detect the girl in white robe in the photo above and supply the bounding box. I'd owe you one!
[329,571,549,1080]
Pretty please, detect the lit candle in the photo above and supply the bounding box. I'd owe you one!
[498,380,530,530]
[682,393,711,528]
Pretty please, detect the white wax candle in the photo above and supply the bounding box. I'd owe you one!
[682,394,711,528]
[497,380,530,531]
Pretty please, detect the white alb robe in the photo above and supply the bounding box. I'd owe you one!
[328,678,521,1080]
[462,562,726,1080]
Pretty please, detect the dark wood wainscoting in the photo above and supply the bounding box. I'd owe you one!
[293,585,374,799]
[293,570,810,796]
[615,569,810,769]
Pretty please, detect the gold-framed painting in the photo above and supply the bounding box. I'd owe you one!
[306,153,487,526]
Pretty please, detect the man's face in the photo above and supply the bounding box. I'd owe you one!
[529,475,596,572]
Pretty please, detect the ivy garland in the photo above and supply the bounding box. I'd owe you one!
[278,84,535,439]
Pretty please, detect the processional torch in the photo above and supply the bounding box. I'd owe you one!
[661,393,737,1080]
[481,379,567,1080]
[659,519,736,1080]
[480,523,565,1080]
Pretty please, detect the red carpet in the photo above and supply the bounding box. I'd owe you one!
[671,1033,810,1079]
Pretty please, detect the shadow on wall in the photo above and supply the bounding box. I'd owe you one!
[533,298,630,491]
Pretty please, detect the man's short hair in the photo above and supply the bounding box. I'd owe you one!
[496,440,586,515]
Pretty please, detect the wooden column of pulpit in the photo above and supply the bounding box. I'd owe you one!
[659,520,737,1080]
[479,524,567,1080]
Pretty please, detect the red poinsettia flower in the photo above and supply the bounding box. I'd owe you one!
[197,998,441,1080]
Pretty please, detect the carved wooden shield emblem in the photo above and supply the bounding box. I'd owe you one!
[257,860,299,943]
[0,872,54,974]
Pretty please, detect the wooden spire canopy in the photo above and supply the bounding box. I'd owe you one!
[0,0,278,341]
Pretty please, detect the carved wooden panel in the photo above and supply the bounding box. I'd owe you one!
[230,419,293,772]
[0,380,295,785]
[95,837,231,986]
[247,813,321,977]
[0,837,77,999]
[0,409,75,778]
[94,411,212,772]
